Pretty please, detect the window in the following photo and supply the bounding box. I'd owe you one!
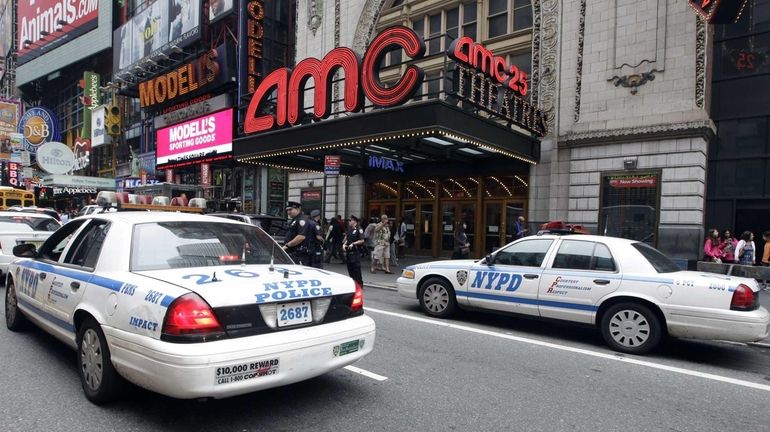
[0,216,59,232]
[599,173,660,245]
[65,220,110,269]
[428,13,442,54]
[38,220,87,262]
[552,240,617,271]
[447,8,459,41]
[632,243,681,273]
[488,0,508,38]
[487,0,532,39]
[463,2,477,39]
[593,244,616,272]
[513,0,533,31]
[494,239,553,267]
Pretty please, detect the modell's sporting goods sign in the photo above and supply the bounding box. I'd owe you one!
[156,108,233,168]
[16,0,99,65]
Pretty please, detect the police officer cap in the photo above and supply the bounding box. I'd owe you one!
[310,209,321,217]
[349,214,360,222]
[285,201,301,210]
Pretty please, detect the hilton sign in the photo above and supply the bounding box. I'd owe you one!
[243,26,547,137]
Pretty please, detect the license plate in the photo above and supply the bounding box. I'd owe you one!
[277,301,312,327]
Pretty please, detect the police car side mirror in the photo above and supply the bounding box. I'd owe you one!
[13,243,37,258]
[484,254,494,266]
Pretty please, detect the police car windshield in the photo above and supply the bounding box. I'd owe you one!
[0,216,59,232]
[130,221,292,271]
[632,242,681,273]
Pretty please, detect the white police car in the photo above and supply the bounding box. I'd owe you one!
[4,211,375,403]
[398,234,769,354]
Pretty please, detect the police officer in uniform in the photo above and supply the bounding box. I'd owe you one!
[343,215,365,285]
[308,209,325,269]
[283,201,311,265]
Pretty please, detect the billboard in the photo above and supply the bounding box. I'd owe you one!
[18,106,61,154]
[16,0,99,65]
[113,0,201,74]
[90,105,106,147]
[0,99,21,160]
[0,0,11,57]
[209,0,234,24]
[156,108,233,168]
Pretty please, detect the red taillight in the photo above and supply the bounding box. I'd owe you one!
[162,293,224,341]
[350,281,364,313]
[730,284,758,311]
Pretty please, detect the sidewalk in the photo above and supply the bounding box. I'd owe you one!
[322,255,450,290]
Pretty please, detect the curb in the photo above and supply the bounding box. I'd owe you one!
[364,283,398,291]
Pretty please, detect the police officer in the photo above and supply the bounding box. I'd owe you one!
[343,215,365,285]
[283,201,311,265]
[308,209,325,269]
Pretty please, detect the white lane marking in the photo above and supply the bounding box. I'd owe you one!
[344,365,388,381]
[365,307,770,393]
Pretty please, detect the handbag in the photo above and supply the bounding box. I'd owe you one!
[460,246,470,255]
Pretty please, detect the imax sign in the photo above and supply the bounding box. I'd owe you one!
[368,155,404,173]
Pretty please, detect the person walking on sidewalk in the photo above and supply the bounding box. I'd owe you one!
[452,221,471,259]
[736,231,756,266]
[761,231,770,266]
[372,214,393,274]
[343,215,365,286]
[703,228,723,263]
[308,209,325,269]
[389,220,399,267]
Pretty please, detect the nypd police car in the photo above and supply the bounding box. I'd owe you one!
[4,212,375,403]
[398,234,769,354]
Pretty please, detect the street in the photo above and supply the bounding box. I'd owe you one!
[1,286,769,432]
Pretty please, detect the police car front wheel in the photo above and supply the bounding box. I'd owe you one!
[600,302,662,355]
[5,280,28,331]
[419,278,457,318]
[77,318,122,405]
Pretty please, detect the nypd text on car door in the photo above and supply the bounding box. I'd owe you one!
[466,239,555,315]
[540,239,621,323]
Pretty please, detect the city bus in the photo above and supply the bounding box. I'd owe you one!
[0,186,35,210]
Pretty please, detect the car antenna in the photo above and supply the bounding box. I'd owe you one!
[211,271,220,282]
[269,243,275,272]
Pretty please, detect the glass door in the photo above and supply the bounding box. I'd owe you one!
[485,202,502,253]
[402,202,433,255]
[504,202,525,244]
[441,202,476,256]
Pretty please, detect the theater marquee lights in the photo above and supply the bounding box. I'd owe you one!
[246,0,265,94]
[243,25,546,137]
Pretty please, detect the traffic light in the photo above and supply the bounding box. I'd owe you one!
[105,104,121,136]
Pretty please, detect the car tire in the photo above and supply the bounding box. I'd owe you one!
[77,318,122,405]
[5,280,29,331]
[418,278,457,318]
[600,302,662,355]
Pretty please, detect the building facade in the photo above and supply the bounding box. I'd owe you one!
[271,0,713,261]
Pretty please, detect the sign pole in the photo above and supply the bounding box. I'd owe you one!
[322,174,327,221]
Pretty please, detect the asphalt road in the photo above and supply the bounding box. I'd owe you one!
[1,286,769,432]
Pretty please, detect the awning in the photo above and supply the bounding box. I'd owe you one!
[40,175,117,190]
[234,99,540,178]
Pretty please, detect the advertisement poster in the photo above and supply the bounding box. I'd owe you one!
[113,0,201,73]
[16,0,99,65]
[268,168,285,216]
[155,108,233,167]
[91,106,106,147]
[209,0,234,23]
[0,0,11,81]
[81,71,100,139]
[0,98,21,160]
[18,107,61,154]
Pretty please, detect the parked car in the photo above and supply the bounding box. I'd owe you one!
[209,213,289,245]
[5,212,374,404]
[398,233,769,354]
[7,206,61,221]
[0,212,61,276]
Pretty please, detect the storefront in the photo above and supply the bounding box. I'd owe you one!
[36,175,117,209]
[234,26,542,257]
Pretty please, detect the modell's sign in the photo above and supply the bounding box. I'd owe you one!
[156,108,233,168]
[16,0,99,65]
[243,26,546,137]
[139,44,233,109]
[688,0,748,24]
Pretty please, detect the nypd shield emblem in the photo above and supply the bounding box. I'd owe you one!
[333,345,340,357]
[456,270,468,286]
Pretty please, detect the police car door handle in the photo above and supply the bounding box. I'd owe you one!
[523,274,539,280]
[70,281,80,291]
[593,279,611,285]
[39,273,46,280]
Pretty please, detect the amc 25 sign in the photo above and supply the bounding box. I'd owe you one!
[688,0,748,24]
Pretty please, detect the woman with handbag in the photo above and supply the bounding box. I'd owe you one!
[453,221,471,259]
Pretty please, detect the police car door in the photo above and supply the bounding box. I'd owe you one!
[539,239,621,323]
[18,219,89,338]
[44,219,112,330]
[467,238,555,316]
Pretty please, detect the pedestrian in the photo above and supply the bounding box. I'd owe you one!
[761,231,770,266]
[514,215,528,239]
[325,215,345,263]
[282,201,311,266]
[364,217,377,259]
[342,215,365,285]
[452,221,471,259]
[60,210,70,224]
[703,228,723,263]
[397,217,407,258]
[308,209,325,269]
[722,230,737,263]
[372,214,393,274]
[389,220,399,267]
[735,231,756,266]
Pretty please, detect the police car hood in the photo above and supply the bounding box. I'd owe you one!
[134,265,356,307]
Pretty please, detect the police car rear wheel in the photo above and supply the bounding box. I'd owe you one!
[419,278,457,318]
[600,303,662,355]
[77,318,121,405]
[5,281,28,331]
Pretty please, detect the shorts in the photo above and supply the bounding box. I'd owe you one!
[373,244,390,260]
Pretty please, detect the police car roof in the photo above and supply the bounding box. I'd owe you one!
[536,233,640,247]
[78,211,247,226]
